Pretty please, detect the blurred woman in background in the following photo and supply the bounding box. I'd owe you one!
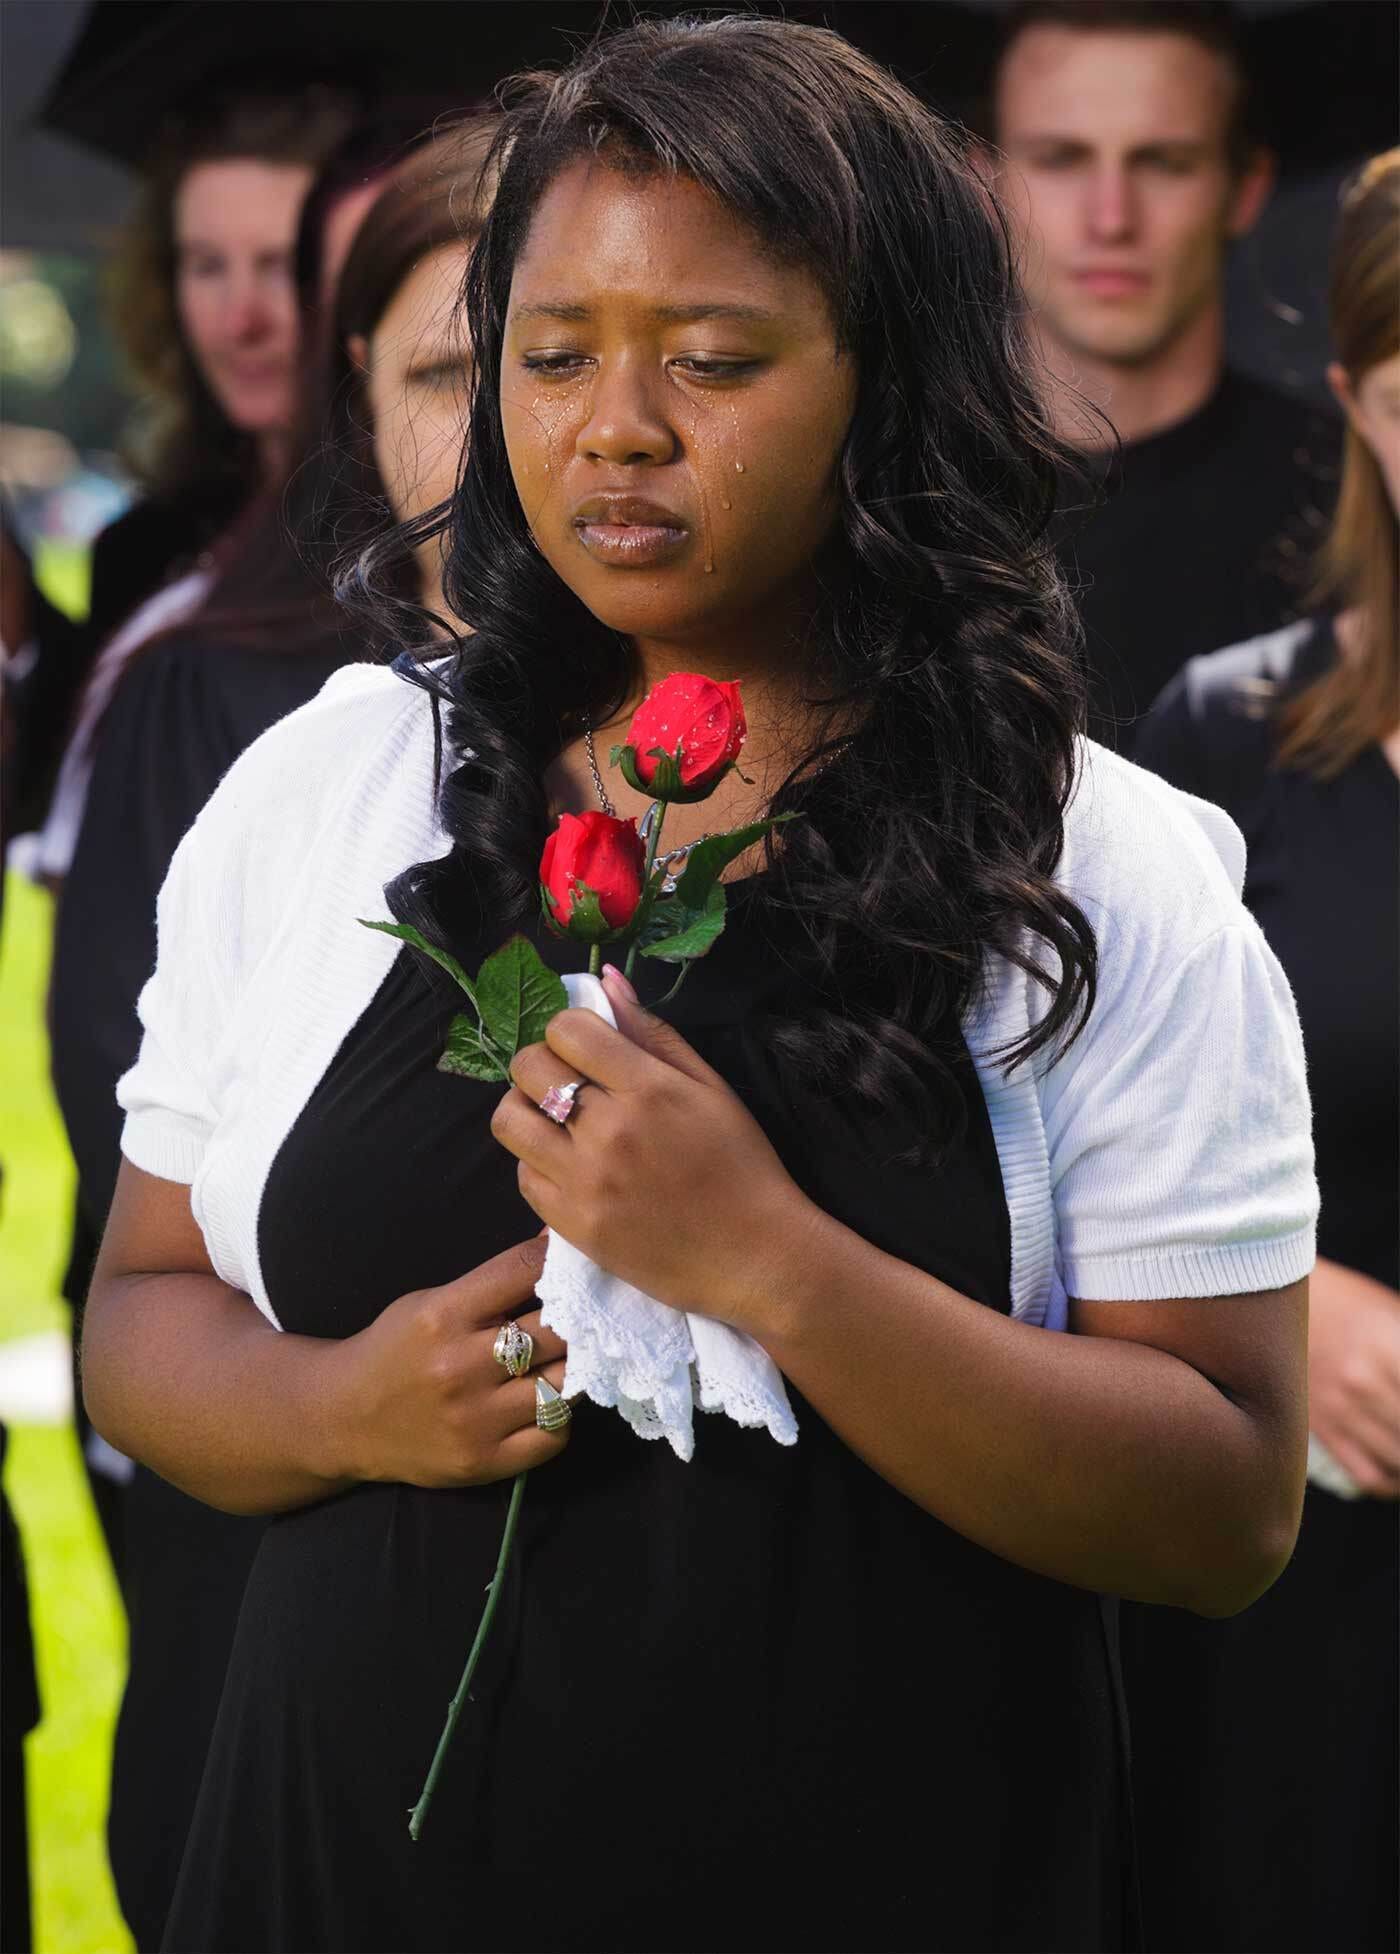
[1131,150,1400,1954]
[57,114,497,1952]
[94,84,353,640]
[13,83,354,1590]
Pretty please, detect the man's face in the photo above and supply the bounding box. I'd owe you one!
[993,27,1272,370]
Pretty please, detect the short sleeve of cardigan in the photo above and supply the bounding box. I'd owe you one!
[1039,746,1318,1302]
[117,659,419,1186]
[116,809,229,1184]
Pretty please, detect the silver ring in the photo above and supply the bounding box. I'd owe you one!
[534,1375,573,1432]
[539,1079,587,1126]
[493,1321,534,1378]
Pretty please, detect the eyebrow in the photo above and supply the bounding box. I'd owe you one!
[509,300,780,326]
[1015,135,1211,158]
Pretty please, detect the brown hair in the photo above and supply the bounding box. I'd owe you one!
[109,84,354,510]
[1276,150,1400,778]
[194,110,500,659]
[991,1,1259,174]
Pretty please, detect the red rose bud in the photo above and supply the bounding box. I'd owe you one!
[616,673,746,802]
[540,811,645,939]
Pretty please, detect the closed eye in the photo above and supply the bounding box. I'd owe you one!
[668,356,761,381]
[520,351,591,376]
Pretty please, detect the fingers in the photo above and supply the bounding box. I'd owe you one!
[1315,1425,1400,1499]
[543,1004,721,1094]
[431,1234,549,1327]
[602,970,727,1088]
[507,1043,605,1117]
[515,1307,566,1370]
[491,1080,576,1175]
[489,1357,577,1471]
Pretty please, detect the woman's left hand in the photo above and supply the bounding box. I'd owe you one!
[489,971,815,1331]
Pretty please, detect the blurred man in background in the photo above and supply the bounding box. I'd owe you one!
[986,0,1337,746]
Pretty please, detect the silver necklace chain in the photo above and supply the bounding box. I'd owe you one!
[584,721,619,817]
[582,720,719,872]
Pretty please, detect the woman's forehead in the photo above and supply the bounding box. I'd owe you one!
[508,159,821,322]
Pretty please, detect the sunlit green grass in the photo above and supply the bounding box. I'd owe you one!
[1,872,132,1954]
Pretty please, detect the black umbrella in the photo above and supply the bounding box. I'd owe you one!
[38,0,619,167]
[1,0,133,249]
[38,0,1399,181]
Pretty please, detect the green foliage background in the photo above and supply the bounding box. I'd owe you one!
[2,873,132,1954]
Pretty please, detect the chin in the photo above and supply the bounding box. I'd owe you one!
[1058,313,1171,369]
[218,390,294,436]
[571,583,724,645]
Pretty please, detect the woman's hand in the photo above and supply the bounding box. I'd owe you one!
[489,972,816,1331]
[327,1234,573,1490]
[1307,1257,1400,1498]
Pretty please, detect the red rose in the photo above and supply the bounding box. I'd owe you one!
[540,811,645,939]
[616,673,747,802]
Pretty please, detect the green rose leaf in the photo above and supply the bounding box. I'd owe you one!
[359,918,482,1009]
[475,935,568,1056]
[438,1013,511,1082]
[671,812,800,909]
[640,879,727,962]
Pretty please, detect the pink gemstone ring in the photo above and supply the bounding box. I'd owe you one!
[539,1079,587,1125]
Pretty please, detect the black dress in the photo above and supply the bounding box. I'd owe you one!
[1127,619,1400,1953]
[163,883,1138,1954]
[49,631,349,1952]
[1054,372,1337,750]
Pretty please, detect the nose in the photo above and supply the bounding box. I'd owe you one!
[575,356,676,467]
[224,274,277,343]
[1085,166,1137,244]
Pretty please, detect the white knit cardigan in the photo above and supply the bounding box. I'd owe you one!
[118,662,1318,1330]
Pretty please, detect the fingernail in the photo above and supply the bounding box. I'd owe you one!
[602,963,638,1003]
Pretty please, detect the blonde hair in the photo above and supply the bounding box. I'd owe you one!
[1277,149,1400,778]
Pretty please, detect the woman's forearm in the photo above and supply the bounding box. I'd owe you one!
[754,1207,1303,1616]
[82,1270,355,1516]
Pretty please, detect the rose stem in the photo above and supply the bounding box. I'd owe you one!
[589,943,603,977]
[407,1469,528,1841]
[625,798,667,982]
[655,961,693,1008]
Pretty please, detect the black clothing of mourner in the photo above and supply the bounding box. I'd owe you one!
[162,885,1139,1954]
[40,496,239,1592]
[1,1427,41,1954]
[1128,618,1399,1954]
[1055,372,1338,751]
[7,495,232,843]
[49,630,349,1953]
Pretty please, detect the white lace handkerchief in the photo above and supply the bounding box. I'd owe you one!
[534,973,799,1462]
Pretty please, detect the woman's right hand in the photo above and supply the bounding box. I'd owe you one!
[327,1234,572,1489]
[1307,1256,1400,1499]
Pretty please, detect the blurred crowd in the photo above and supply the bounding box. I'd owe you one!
[0,4,1395,1953]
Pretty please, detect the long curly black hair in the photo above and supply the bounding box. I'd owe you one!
[368,13,1098,1147]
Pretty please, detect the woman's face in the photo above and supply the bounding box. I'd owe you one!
[174,159,311,435]
[1330,349,1400,519]
[354,243,473,533]
[501,159,857,655]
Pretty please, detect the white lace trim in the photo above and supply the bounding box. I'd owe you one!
[535,974,799,1461]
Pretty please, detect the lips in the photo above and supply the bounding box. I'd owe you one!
[1072,268,1151,298]
[571,493,690,569]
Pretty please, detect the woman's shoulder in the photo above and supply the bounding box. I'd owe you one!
[1053,735,1254,1007]
[1130,617,1323,813]
[178,657,439,898]
[1064,734,1247,907]
[211,657,429,795]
